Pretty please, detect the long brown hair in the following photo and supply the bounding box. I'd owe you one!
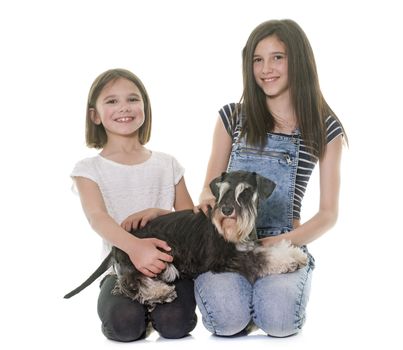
[241,19,346,158]
[85,68,152,149]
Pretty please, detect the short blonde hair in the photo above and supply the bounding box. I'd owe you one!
[85,68,152,149]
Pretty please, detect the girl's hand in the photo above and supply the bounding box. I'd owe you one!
[194,188,216,215]
[121,208,170,232]
[128,238,173,278]
[259,235,287,247]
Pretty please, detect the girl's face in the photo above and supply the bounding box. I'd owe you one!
[253,35,289,99]
[92,78,145,138]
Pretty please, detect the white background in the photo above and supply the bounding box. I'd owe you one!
[1,0,402,349]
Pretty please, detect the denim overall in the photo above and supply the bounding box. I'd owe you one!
[228,129,299,238]
[195,124,315,337]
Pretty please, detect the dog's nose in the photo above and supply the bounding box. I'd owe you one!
[221,206,234,216]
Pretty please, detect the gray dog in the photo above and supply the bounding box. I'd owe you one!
[64,171,307,309]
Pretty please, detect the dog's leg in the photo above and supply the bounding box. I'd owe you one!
[113,273,177,310]
[136,277,177,311]
[212,240,307,283]
[256,240,308,275]
[159,263,179,283]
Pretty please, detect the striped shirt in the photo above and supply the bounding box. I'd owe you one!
[219,103,343,220]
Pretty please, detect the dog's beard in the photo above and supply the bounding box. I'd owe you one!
[237,205,256,241]
[213,206,257,243]
[220,217,238,242]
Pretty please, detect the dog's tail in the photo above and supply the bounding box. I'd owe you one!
[64,253,113,299]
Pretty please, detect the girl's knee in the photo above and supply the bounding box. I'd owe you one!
[197,303,250,336]
[100,303,147,342]
[195,272,252,336]
[254,305,305,338]
[264,323,301,338]
[213,317,251,336]
[195,287,251,336]
[253,270,312,337]
[152,312,197,339]
[151,280,197,339]
[101,322,146,342]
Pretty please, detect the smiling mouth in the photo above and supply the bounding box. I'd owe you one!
[263,77,278,82]
[115,117,135,122]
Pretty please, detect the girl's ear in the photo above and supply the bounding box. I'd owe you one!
[89,108,101,125]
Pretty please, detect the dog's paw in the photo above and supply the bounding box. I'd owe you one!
[159,264,179,283]
[137,278,178,305]
[112,280,141,300]
[143,284,177,311]
[163,288,177,303]
[290,244,309,269]
[263,239,308,274]
[112,280,126,296]
[111,285,121,296]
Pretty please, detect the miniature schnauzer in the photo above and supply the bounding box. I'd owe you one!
[64,171,307,309]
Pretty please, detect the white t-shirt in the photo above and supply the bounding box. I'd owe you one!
[71,151,185,256]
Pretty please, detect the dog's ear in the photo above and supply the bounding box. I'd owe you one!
[209,172,227,198]
[255,173,276,199]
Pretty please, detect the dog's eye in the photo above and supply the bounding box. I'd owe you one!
[237,188,252,202]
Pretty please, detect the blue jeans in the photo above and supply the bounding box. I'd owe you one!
[194,252,314,337]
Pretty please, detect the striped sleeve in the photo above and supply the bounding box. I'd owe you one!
[219,103,238,138]
[325,115,344,143]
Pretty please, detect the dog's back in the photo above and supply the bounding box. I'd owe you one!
[133,209,242,278]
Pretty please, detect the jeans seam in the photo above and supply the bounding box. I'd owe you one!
[294,257,313,330]
[194,281,218,334]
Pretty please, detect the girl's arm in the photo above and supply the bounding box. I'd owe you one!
[261,135,344,246]
[75,176,173,278]
[174,177,194,210]
[197,116,233,213]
